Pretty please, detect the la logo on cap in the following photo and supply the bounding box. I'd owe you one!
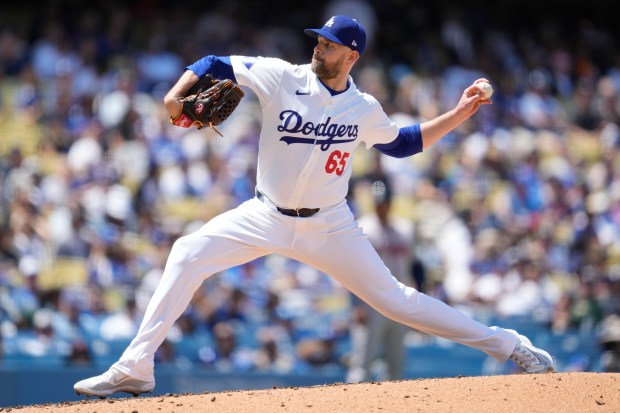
[304,16,367,54]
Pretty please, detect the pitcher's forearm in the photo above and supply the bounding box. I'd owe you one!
[420,108,470,149]
[163,70,201,117]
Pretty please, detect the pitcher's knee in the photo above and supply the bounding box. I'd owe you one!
[169,234,206,262]
[373,298,413,323]
[369,288,421,323]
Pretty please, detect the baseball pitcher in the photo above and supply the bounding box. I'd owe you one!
[74,15,555,398]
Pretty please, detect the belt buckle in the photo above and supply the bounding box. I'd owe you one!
[257,189,318,218]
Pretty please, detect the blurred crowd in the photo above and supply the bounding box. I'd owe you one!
[0,0,619,375]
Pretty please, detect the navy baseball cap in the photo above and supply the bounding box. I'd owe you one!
[304,16,366,54]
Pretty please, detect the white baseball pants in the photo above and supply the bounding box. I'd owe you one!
[113,197,519,381]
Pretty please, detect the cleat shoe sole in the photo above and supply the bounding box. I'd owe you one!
[74,368,155,398]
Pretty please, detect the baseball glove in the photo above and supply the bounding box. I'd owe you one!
[169,74,245,136]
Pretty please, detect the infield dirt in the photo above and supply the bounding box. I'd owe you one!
[7,372,619,413]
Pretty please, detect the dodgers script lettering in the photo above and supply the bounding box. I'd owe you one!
[277,110,358,151]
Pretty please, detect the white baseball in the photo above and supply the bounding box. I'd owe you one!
[477,81,494,99]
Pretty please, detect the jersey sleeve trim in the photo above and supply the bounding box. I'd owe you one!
[373,124,423,158]
[186,56,236,83]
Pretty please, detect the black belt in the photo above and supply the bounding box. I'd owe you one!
[256,189,320,218]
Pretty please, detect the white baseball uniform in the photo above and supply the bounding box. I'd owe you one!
[111,56,519,381]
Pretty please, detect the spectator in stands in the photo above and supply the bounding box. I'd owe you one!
[66,339,93,366]
[295,336,339,368]
[198,321,255,372]
[517,68,568,131]
[346,168,418,383]
[552,281,603,334]
[598,314,620,372]
[11,256,43,328]
[154,339,176,364]
[599,276,620,319]
[205,287,249,329]
[253,326,295,373]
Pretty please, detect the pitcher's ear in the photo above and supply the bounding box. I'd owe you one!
[348,50,360,65]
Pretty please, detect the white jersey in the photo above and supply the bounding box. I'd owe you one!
[230,56,399,209]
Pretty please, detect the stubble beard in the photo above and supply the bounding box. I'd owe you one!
[311,55,343,80]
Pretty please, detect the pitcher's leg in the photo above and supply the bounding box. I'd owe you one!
[113,231,265,380]
[112,203,275,381]
[302,227,519,362]
[74,200,295,396]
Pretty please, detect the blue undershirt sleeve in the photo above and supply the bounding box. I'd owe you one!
[373,124,423,158]
[185,56,236,83]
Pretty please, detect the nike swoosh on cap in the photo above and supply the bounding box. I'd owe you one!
[296,89,311,95]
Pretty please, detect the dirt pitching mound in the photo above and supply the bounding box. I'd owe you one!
[8,372,619,413]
